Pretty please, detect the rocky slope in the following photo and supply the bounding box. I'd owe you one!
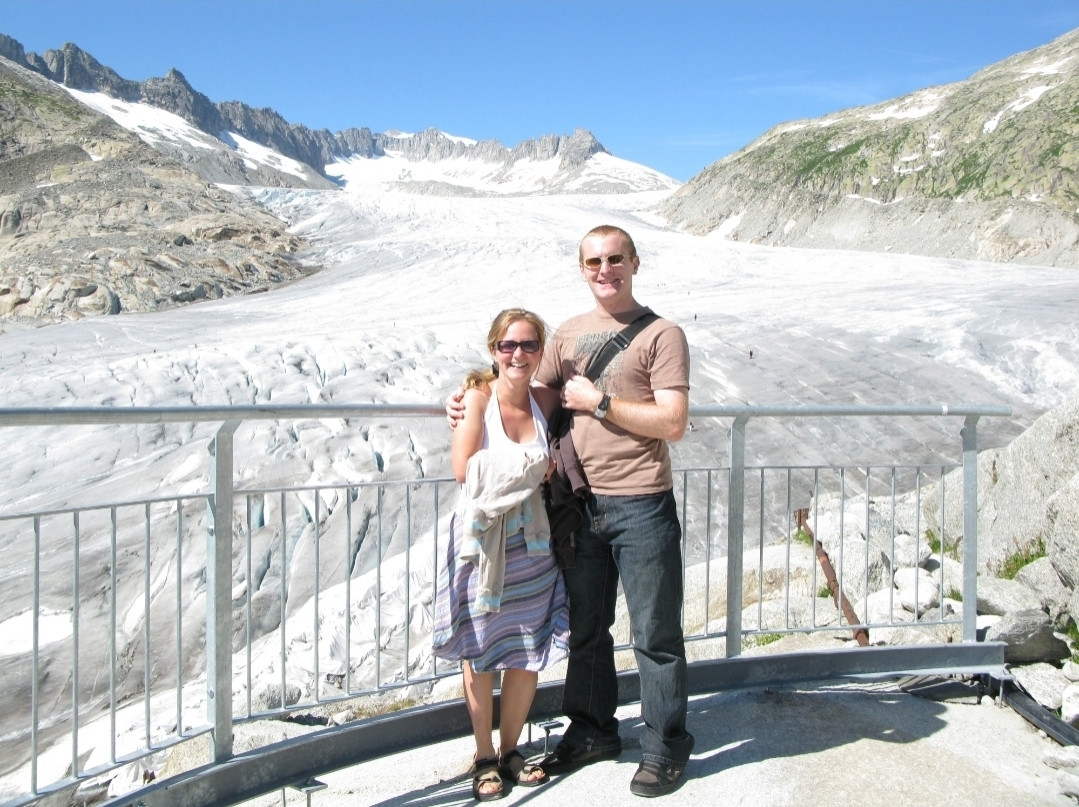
[767,394,1079,725]
[0,53,312,328]
[660,27,1079,268]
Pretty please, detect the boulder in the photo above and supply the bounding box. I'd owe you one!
[1062,683,1079,727]
[985,608,1069,664]
[1048,472,1079,588]
[813,533,891,602]
[740,595,840,633]
[859,588,915,626]
[892,531,933,569]
[894,567,940,616]
[252,682,303,713]
[1012,662,1071,710]
[1044,745,1079,770]
[976,575,1047,616]
[922,555,964,600]
[1014,556,1071,623]
[919,397,1079,575]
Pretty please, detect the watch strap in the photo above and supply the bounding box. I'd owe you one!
[595,393,611,418]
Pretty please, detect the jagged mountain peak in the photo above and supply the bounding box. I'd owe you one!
[37,40,140,101]
[326,124,673,196]
[163,66,192,84]
[0,33,673,196]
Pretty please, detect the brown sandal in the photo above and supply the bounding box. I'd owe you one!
[499,748,549,787]
[470,755,505,801]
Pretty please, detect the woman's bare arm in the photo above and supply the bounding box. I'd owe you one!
[451,387,488,481]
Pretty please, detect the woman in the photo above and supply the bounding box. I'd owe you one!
[432,308,569,801]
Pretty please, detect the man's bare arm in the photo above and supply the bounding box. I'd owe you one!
[607,388,689,441]
[561,374,688,442]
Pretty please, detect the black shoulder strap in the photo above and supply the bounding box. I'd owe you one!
[584,311,660,382]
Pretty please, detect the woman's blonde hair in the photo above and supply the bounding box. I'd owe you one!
[463,308,548,390]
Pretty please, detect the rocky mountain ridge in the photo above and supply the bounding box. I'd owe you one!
[660,27,1079,268]
[0,34,619,193]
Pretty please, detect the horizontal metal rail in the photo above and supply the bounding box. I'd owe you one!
[0,404,446,426]
[0,402,1011,807]
[0,402,1010,427]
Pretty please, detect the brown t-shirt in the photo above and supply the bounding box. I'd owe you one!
[535,306,690,496]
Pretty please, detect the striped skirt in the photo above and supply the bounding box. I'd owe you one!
[433,516,569,673]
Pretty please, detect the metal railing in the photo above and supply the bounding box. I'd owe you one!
[0,402,1011,807]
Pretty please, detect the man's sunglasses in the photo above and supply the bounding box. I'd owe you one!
[495,340,541,354]
[582,254,630,268]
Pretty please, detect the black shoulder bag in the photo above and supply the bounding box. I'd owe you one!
[545,311,660,569]
[582,311,660,380]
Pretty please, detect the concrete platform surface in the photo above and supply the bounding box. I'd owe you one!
[239,678,1075,807]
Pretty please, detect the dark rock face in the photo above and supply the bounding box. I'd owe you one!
[0,56,313,326]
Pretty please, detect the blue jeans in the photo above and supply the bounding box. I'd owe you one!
[560,489,694,767]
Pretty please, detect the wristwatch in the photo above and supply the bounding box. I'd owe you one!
[594,393,611,420]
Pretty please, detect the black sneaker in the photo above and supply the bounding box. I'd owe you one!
[629,759,687,798]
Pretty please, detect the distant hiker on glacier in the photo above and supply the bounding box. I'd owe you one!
[433,308,570,801]
[448,225,693,798]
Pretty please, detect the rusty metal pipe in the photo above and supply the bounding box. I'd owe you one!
[796,509,869,647]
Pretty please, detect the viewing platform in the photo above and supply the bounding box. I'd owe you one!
[4,401,1071,806]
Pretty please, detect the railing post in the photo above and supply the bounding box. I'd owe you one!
[726,415,748,657]
[207,421,240,761]
[961,415,980,643]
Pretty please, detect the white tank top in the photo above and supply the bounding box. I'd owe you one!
[483,389,550,454]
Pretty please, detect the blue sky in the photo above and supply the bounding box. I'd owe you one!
[4,0,1079,181]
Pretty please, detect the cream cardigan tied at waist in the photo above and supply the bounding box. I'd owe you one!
[457,445,551,612]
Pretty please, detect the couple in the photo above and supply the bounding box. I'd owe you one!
[433,225,694,800]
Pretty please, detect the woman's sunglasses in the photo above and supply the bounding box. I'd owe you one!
[495,340,541,354]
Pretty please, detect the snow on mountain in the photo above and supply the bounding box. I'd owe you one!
[61,86,678,196]
[64,86,217,152]
[62,86,325,185]
[218,130,314,181]
[325,146,677,195]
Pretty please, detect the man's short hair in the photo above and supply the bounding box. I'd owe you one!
[579,225,637,262]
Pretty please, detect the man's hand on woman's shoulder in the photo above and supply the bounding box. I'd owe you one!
[445,388,466,428]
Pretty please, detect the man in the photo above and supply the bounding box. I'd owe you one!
[450,224,693,797]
